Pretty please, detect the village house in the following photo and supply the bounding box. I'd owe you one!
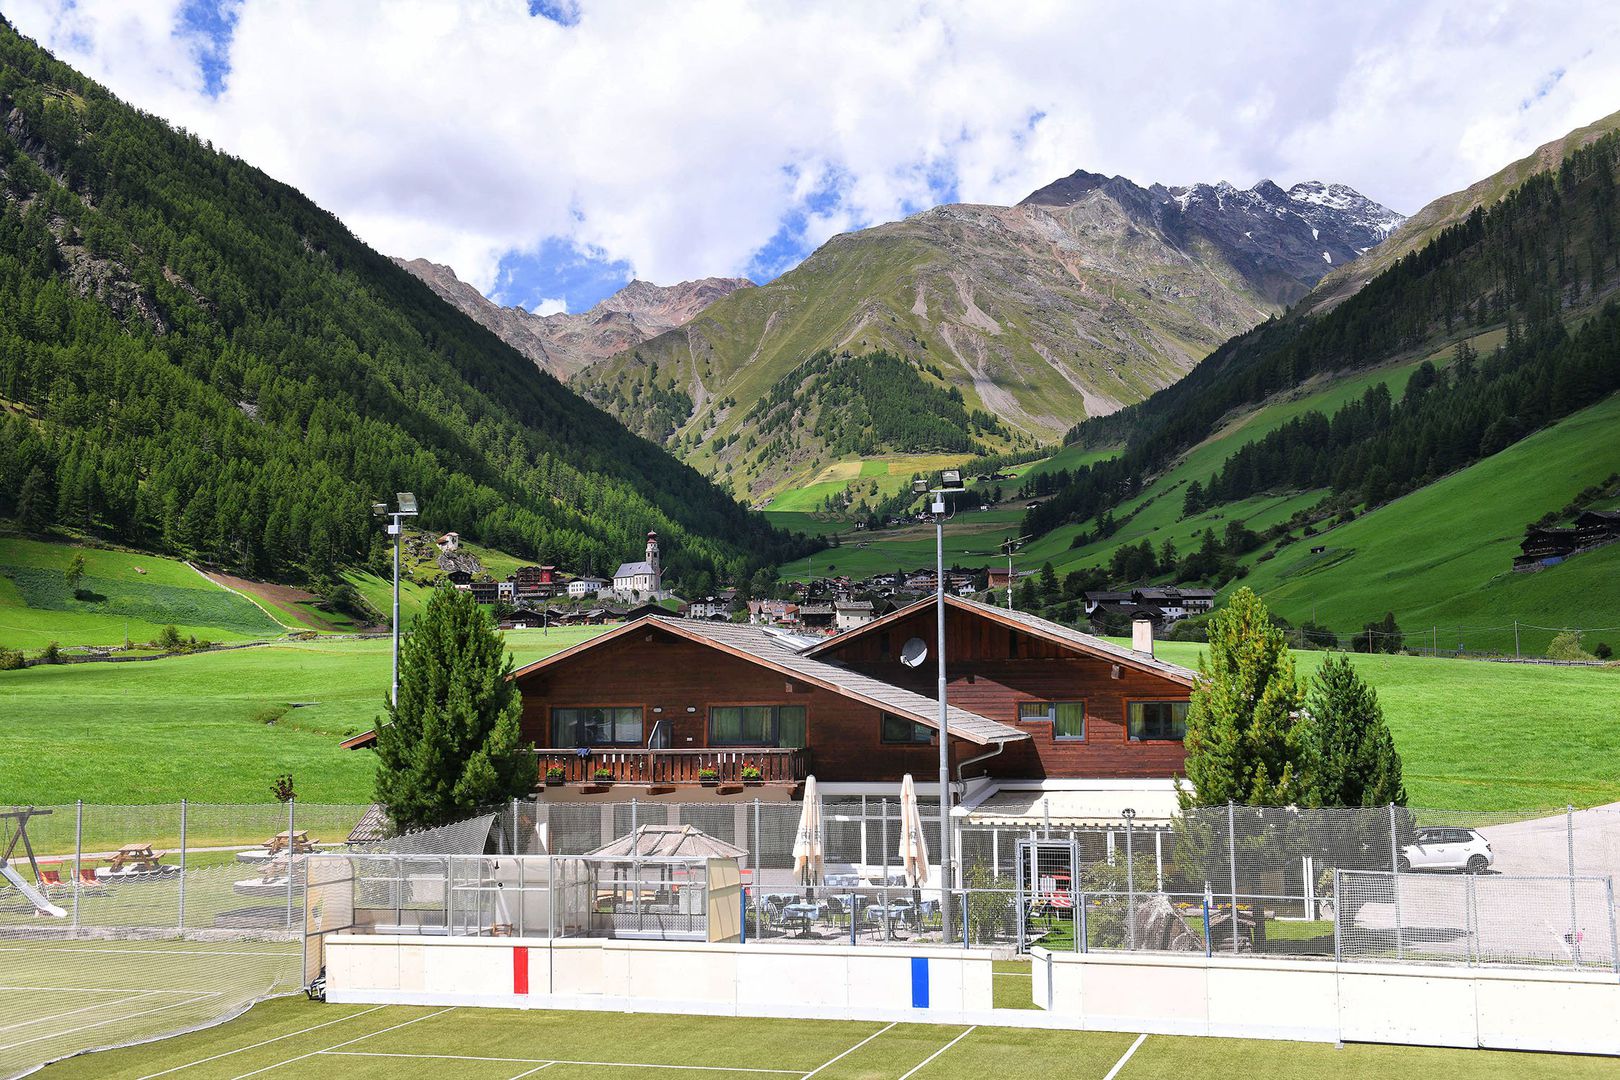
[834,600,876,632]
[685,597,731,620]
[1515,526,1579,570]
[748,599,800,626]
[508,594,1196,829]
[567,576,608,599]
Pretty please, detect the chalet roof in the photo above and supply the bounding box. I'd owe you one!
[807,593,1197,687]
[835,600,875,612]
[1576,509,1620,524]
[509,615,1027,746]
[614,561,656,578]
[347,804,389,844]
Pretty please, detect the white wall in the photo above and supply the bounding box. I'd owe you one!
[327,935,998,1024]
[1034,948,1620,1055]
[324,934,1620,1054]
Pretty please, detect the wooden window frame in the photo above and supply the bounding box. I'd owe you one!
[1017,699,1088,742]
[549,705,645,748]
[1124,698,1191,743]
[880,711,933,745]
[707,703,808,748]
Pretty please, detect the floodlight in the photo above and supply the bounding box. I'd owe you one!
[912,478,928,494]
[396,492,419,515]
[371,502,388,518]
[940,470,964,491]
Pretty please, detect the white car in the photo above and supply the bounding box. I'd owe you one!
[1398,827,1494,873]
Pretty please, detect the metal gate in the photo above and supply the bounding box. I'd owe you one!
[1015,837,1079,951]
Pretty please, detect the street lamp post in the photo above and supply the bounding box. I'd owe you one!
[372,492,419,707]
[914,470,964,939]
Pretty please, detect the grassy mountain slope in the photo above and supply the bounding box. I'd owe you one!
[0,20,802,597]
[576,179,1396,500]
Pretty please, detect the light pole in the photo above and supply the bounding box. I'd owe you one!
[372,492,419,707]
[914,469,964,939]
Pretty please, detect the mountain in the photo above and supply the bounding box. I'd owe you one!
[0,18,803,593]
[394,258,752,379]
[1306,107,1620,312]
[1005,116,1620,651]
[573,171,1401,499]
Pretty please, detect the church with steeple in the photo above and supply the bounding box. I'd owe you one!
[612,530,665,601]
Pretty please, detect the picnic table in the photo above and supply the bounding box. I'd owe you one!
[265,830,318,856]
[100,844,176,877]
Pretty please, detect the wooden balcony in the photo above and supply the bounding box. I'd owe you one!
[533,747,809,787]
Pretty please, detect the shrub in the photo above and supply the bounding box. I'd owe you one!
[37,641,62,664]
[963,861,1015,944]
[155,624,184,652]
[1596,642,1614,661]
[0,645,24,670]
[271,773,297,802]
[1547,630,1596,662]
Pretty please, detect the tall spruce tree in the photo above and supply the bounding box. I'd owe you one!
[1179,587,1304,808]
[1300,653,1406,807]
[374,585,532,831]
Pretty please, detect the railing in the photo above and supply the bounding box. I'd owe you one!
[533,747,809,785]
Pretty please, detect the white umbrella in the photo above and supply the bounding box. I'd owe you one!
[898,774,930,888]
[792,775,825,891]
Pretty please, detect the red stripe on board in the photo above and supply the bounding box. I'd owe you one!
[513,945,530,995]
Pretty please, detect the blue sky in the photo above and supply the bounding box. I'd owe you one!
[12,1,1620,314]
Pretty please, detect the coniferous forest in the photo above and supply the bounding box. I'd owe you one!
[1023,131,1620,541]
[0,20,811,592]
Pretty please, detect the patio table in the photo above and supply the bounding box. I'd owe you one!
[782,901,823,936]
[865,901,914,938]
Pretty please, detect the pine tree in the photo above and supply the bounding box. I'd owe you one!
[1299,653,1406,807]
[374,585,532,831]
[1179,587,1304,808]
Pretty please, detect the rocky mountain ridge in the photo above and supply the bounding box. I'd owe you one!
[394,258,753,379]
[574,168,1402,498]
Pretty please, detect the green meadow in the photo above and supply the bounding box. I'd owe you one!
[0,626,607,805]
[1,624,1613,812]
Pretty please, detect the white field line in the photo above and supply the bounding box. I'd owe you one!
[801,1021,897,1080]
[326,1051,805,1073]
[1102,1034,1148,1080]
[896,1026,977,1080]
[0,990,158,1034]
[0,985,205,994]
[131,1004,388,1080]
[226,1007,454,1080]
[0,992,217,1052]
[991,971,1032,977]
[509,1064,558,1080]
[0,947,292,958]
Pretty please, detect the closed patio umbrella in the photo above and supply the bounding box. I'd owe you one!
[792,775,825,894]
[898,774,930,888]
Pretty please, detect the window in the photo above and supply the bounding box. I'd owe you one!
[1019,701,1085,740]
[1128,700,1190,741]
[709,705,806,747]
[881,712,932,744]
[551,706,643,747]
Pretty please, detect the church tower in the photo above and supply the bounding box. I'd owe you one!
[646,531,661,594]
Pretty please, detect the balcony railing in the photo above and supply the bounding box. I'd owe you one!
[533,747,809,786]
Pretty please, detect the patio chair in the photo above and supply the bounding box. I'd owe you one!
[826,896,849,929]
[76,869,105,892]
[38,869,64,891]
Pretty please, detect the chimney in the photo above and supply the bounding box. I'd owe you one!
[1132,616,1155,658]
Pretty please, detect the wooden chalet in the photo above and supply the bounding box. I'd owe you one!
[508,594,1196,803]
[1575,510,1620,550]
[1515,526,1579,569]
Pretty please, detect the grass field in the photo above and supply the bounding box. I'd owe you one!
[32,993,1620,1080]
[0,936,301,1080]
[1134,641,1620,811]
[0,627,608,805]
[0,538,285,650]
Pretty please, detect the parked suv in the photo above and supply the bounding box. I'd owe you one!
[1399,827,1494,872]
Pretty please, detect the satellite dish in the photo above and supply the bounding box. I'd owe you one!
[900,637,929,668]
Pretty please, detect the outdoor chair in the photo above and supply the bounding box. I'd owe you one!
[76,869,105,892]
[39,869,64,891]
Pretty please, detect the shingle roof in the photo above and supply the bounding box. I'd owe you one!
[807,593,1197,686]
[650,617,1026,745]
[614,561,655,578]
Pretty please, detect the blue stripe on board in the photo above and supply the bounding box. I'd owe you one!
[911,956,929,1008]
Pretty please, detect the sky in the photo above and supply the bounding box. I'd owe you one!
[8,1,1620,315]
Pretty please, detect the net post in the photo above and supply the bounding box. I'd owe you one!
[1332,871,1341,964]
[178,798,188,932]
[1568,804,1580,966]
[1606,876,1617,977]
[1124,815,1136,951]
[1389,803,1403,961]
[1464,871,1475,967]
[286,796,297,931]
[73,799,82,931]
[1227,801,1238,955]
[752,799,762,943]
[513,797,520,854]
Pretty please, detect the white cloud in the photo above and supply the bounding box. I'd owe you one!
[528,297,567,316]
[8,0,1620,299]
